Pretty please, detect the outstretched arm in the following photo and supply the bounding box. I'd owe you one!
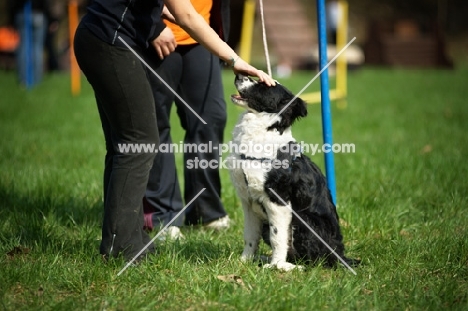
[163,0,275,86]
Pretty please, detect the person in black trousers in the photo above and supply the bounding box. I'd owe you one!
[73,0,275,262]
[143,0,231,237]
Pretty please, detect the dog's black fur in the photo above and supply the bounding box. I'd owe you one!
[264,141,358,267]
[230,74,359,268]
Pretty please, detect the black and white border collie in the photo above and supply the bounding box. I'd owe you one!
[227,74,359,271]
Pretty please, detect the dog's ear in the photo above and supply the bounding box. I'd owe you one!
[292,97,308,118]
[267,97,308,134]
[283,96,308,122]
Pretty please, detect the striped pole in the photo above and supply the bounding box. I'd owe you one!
[24,0,34,88]
[316,0,337,204]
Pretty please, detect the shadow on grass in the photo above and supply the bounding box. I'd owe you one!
[0,178,239,265]
[0,181,103,256]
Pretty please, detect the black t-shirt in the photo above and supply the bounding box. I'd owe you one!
[80,0,165,49]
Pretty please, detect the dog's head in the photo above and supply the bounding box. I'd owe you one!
[231,74,307,133]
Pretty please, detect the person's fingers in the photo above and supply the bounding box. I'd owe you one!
[255,69,276,86]
[232,59,276,86]
[155,42,176,59]
[154,45,164,59]
[161,45,171,58]
[161,43,176,58]
[169,41,177,53]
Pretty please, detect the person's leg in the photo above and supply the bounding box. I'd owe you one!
[143,50,185,229]
[176,44,228,225]
[74,27,157,261]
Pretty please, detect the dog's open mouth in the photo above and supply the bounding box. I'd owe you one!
[230,94,248,107]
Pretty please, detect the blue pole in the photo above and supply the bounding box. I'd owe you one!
[316,0,337,204]
[24,0,34,88]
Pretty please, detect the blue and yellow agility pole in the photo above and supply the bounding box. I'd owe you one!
[302,0,348,109]
[239,1,349,109]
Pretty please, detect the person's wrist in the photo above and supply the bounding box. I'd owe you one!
[230,55,240,68]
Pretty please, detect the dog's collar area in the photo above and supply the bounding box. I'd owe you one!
[288,144,302,171]
[292,149,302,161]
[240,152,301,175]
[287,152,301,172]
[240,154,272,162]
[239,151,301,163]
[290,143,303,161]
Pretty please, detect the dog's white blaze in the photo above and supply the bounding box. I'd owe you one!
[235,77,258,92]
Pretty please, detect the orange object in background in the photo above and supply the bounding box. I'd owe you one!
[68,0,80,96]
[0,27,20,52]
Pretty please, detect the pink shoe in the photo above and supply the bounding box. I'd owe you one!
[143,197,155,231]
[143,212,153,231]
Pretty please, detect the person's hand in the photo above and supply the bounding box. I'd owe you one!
[151,27,177,59]
[232,57,276,86]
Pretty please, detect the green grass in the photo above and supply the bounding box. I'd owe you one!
[1,65,467,310]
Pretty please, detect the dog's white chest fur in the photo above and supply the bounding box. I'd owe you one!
[227,111,294,200]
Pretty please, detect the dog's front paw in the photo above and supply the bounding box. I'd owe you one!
[263,261,304,272]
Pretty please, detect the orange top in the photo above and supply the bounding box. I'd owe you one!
[165,0,213,45]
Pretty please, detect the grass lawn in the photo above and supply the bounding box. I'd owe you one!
[0,63,467,310]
